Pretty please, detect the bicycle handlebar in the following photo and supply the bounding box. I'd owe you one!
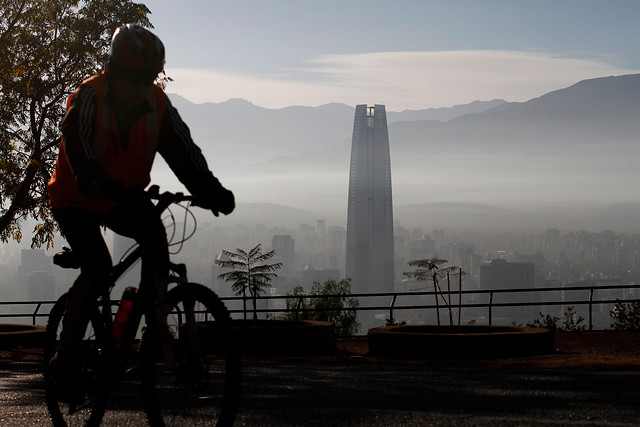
[146,185,209,211]
[53,185,206,269]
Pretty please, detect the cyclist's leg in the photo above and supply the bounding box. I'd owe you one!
[50,208,112,398]
[52,207,112,343]
[104,201,172,354]
[104,200,170,286]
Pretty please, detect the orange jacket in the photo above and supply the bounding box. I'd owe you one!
[48,73,166,214]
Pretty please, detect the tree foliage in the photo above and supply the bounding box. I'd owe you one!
[216,243,283,320]
[0,0,152,248]
[403,258,448,282]
[283,279,361,336]
[403,257,465,326]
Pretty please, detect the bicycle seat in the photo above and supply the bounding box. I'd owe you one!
[53,247,80,269]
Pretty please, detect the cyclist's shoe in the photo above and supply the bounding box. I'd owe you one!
[52,247,80,269]
[47,352,85,406]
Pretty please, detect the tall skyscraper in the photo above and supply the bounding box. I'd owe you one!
[346,104,395,295]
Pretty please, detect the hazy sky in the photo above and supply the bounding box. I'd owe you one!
[142,0,640,111]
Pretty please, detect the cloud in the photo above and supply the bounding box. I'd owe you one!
[166,50,638,110]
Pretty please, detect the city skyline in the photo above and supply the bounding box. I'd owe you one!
[7,213,638,330]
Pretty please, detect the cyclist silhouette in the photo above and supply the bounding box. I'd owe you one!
[47,24,234,400]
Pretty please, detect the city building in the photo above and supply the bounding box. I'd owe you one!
[302,262,341,288]
[271,234,296,293]
[480,259,535,324]
[272,235,295,274]
[345,104,395,296]
[18,249,55,301]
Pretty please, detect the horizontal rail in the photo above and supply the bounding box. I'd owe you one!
[2,283,639,329]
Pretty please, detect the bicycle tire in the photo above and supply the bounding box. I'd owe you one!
[43,293,111,427]
[141,282,241,426]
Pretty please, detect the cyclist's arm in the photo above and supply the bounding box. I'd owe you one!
[60,86,114,196]
[157,94,227,197]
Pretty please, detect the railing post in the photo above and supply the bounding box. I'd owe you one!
[489,291,494,325]
[389,294,397,325]
[32,303,42,325]
[295,296,304,321]
[588,288,594,330]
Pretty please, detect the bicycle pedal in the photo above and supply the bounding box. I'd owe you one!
[67,397,92,415]
[125,362,142,376]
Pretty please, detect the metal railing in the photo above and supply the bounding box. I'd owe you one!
[224,283,640,330]
[2,283,639,330]
[0,300,54,326]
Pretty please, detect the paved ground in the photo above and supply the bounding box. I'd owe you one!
[2,332,640,426]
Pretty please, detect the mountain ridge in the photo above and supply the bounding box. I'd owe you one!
[160,73,640,231]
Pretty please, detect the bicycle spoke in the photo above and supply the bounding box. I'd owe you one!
[141,283,241,426]
[43,294,110,427]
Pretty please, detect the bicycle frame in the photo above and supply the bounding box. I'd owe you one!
[107,256,189,374]
[91,189,200,373]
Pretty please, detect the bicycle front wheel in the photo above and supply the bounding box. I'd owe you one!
[141,282,241,426]
[43,293,110,427]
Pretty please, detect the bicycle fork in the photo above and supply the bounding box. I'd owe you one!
[151,266,206,380]
[152,280,176,371]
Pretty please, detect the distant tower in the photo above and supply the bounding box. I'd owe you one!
[346,104,395,295]
[272,235,295,277]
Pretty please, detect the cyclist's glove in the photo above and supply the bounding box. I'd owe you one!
[208,186,235,217]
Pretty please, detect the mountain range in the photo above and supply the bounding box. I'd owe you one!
[159,74,640,233]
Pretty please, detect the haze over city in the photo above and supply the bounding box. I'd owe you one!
[148,73,640,235]
[3,1,640,326]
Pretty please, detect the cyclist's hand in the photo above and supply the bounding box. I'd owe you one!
[209,186,235,216]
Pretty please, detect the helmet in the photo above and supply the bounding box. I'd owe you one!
[108,24,165,77]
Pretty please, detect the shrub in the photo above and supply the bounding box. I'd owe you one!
[610,301,640,330]
[385,318,407,326]
[527,306,586,331]
[281,279,361,336]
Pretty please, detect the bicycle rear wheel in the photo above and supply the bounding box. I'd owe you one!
[43,293,110,427]
[141,282,241,426]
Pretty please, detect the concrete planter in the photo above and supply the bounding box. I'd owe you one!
[368,325,554,359]
[0,324,46,350]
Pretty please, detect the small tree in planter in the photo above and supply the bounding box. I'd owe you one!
[216,244,282,320]
[403,258,464,327]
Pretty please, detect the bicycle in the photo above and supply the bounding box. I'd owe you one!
[43,186,241,426]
